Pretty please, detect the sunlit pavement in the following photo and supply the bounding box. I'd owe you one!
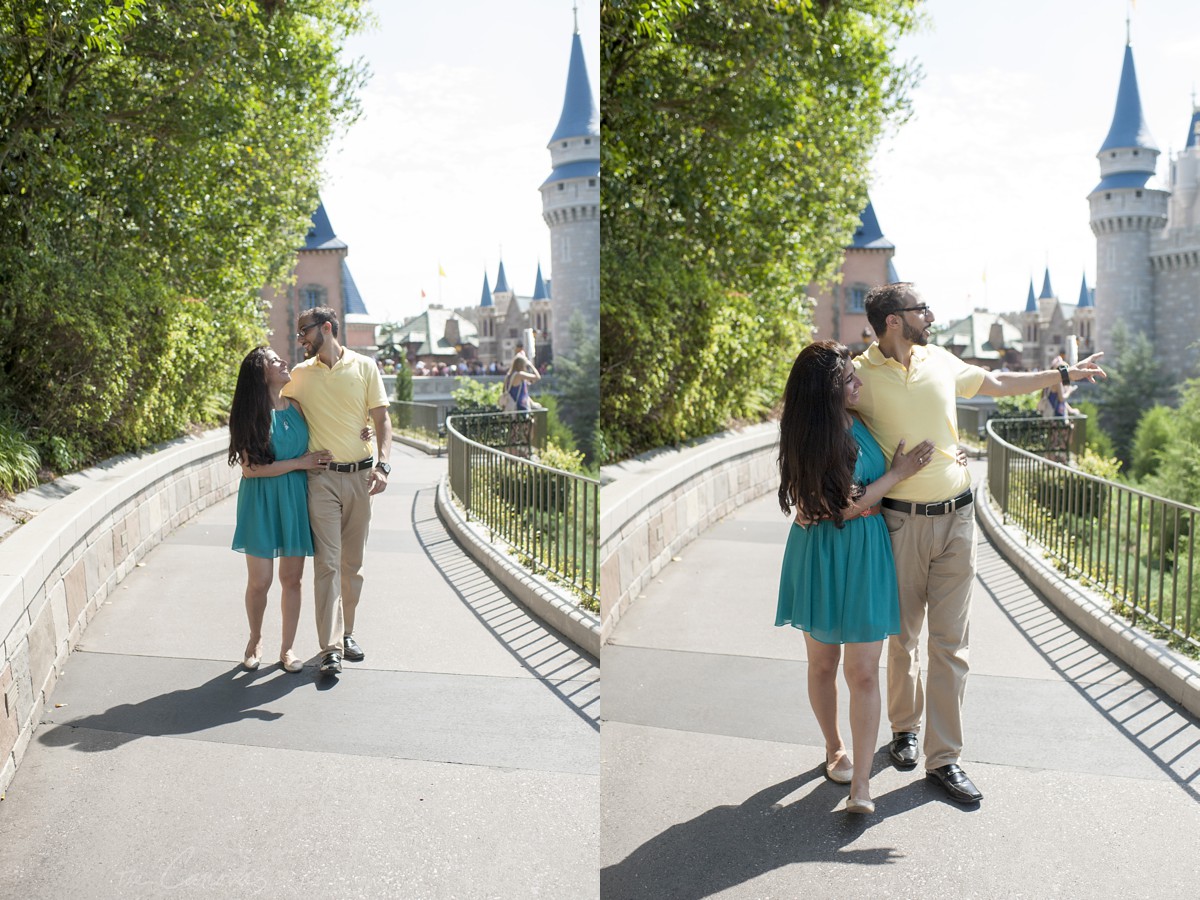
[0,446,599,899]
[602,460,1200,900]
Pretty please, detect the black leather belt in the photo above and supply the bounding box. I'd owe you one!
[881,489,974,517]
[327,457,373,473]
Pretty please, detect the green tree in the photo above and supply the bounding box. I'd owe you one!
[550,314,600,462]
[1072,399,1117,460]
[601,0,921,459]
[1097,327,1175,466]
[1144,378,1200,507]
[393,359,414,403]
[0,1,369,466]
[1129,405,1174,482]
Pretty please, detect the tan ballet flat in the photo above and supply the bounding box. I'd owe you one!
[825,754,854,784]
[846,796,875,814]
[280,651,304,673]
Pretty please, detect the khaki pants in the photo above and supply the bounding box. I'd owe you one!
[883,501,977,770]
[307,468,373,655]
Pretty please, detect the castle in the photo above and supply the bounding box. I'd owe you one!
[1089,38,1200,376]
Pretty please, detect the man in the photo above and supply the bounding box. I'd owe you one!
[853,283,1104,803]
[283,306,393,675]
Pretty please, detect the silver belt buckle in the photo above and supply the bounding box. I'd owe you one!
[925,500,950,516]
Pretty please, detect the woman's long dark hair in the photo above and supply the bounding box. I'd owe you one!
[777,341,857,526]
[228,347,276,468]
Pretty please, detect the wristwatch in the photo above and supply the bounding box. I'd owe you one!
[1057,365,1071,386]
[375,461,391,476]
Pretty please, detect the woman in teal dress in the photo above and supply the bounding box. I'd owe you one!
[229,347,332,673]
[776,341,934,814]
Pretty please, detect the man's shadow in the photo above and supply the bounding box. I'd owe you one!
[38,665,310,751]
[602,758,945,900]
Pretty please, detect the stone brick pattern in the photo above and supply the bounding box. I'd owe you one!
[599,426,778,643]
[0,431,236,792]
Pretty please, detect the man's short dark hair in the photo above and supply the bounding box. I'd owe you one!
[864,282,915,338]
[300,306,339,338]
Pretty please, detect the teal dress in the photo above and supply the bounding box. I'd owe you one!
[775,418,900,644]
[231,404,314,559]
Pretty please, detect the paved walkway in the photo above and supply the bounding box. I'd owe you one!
[601,462,1200,899]
[0,447,599,899]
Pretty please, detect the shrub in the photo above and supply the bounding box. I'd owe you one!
[1130,405,1175,482]
[0,420,40,495]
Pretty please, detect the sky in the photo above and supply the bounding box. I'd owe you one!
[869,0,1200,326]
[318,0,599,326]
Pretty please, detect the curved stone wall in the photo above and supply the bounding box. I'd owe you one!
[0,431,236,791]
[598,424,778,643]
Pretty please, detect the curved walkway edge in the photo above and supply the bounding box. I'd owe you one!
[434,476,600,659]
[599,424,778,642]
[978,484,1200,718]
[0,430,235,793]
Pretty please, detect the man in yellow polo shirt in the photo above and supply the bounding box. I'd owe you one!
[283,306,392,676]
[854,282,1105,804]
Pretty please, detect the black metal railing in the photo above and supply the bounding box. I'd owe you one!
[987,416,1199,652]
[446,411,598,610]
[391,400,441,444]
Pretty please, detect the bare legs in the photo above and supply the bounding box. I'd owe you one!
[843,640,884,803]
[243,555,306,670]
[278,556,304,661]
[803,633,884,804]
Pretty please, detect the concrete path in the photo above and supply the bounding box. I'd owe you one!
[0,447,599,899]
[601,462,1200,899]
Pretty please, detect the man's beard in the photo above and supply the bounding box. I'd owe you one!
[903,319,928,346]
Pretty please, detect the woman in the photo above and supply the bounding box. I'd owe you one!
[775,341,934,814]
[229,348,332,673]
[503,352,541,411]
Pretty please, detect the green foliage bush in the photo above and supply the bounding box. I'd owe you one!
[600,0,920,461]
[0,2,368,469]
[0,421,40,495]
[1071,400,1117,461]
[393,360,414,403]
[1130,405,1175,482]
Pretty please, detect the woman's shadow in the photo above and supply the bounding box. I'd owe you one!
[602,756,939,900]
[38,665,310,752]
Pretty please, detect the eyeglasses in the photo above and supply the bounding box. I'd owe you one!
[897,305,933,317]
[296,322,320,339]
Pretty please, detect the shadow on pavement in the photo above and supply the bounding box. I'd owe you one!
[38,665,309,750]
[413,486,600,732]
[977,534,1200,801]
[602,764,910,900]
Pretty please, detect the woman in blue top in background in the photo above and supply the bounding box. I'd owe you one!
[776,341,934,814]
[229,348,332,673]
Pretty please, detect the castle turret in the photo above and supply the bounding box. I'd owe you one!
[1089,40,1169,350]
[541,17,599,361]
[1075,272,1095,356]
[1023,279,1038,344]
[1166,103,1200,231]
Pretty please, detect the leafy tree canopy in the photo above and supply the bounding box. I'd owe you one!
[601,0,922,460]
[0,0,369,464]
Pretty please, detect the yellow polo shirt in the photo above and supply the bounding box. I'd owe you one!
[853,343,986,503]
[282,348,389,463]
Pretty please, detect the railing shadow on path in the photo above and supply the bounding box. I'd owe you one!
[37,665,308,752]
[599,762,933,900]
[411,486,599,731]
[975,532,1200,800]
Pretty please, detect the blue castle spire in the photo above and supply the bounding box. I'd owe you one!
[1025,280,1038,313]
[479,272,493,308]
[494,259,510,294]
[549,32,599,143]
[532,262,548,300]
[1077,273,1094,308]
[1100,43,1157,153]
[1039,268,1054,300]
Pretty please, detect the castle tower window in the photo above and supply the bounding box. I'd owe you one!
[1136,190,1142,198]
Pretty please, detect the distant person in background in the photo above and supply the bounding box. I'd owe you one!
[775,340,936,815]
[503,351,541,412]
[1038,352,1077,418]
[228,347,332,674]
[284,307,392,677]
